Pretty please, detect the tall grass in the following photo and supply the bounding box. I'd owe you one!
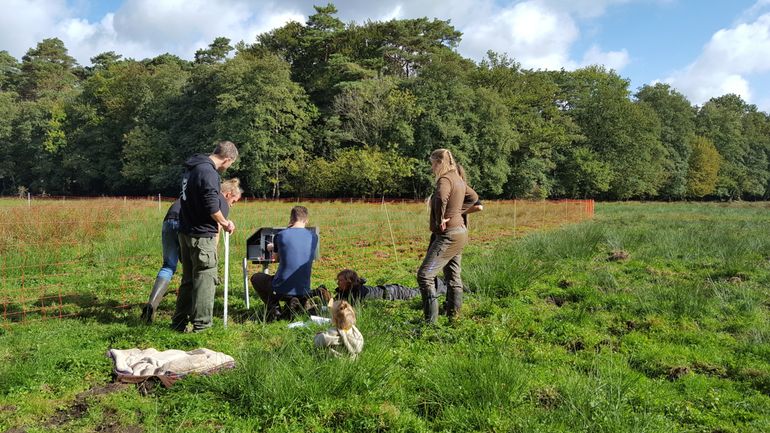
[3,201,770,432]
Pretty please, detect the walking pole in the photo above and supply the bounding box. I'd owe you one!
[243,257,250,310]
[223,231,230,328]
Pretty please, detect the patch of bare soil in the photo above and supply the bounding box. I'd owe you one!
[47,383,128,427]
[607,250,630,261]
[95,408,144,433]
[546,295,566,307]
[533,386,561,409]
[667,366,691,381]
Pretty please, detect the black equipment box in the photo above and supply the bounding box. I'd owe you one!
[246,227,320,264]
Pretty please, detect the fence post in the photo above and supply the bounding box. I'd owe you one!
[382,201,398,259]
[27,192,31,207]
[158,193,161,212]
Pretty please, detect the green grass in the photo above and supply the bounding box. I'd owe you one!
[2,201,770,432]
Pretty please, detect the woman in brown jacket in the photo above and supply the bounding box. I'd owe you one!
[417,149,478,323]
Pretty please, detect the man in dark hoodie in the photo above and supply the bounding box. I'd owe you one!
[171,141,238,332]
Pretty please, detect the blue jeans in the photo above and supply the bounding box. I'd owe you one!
[156,219,180,281]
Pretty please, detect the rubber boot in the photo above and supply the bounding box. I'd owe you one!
[141,277,170,324]
[422,293,439,324]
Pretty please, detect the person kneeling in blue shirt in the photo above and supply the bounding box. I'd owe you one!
[250,206,319,322]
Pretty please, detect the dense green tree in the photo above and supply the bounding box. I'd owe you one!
[696,94,769,199]
[206,49,315,197]
[287,148,415,197]
[554,67,667,199]
[0,91,18,193]
[18,38,78,101]
[408,51,517,196]
[686,135,721,197]
[0,51,20,92]
[0,4,767,200]
[259,4,461,110]
[194,37,233,64]
[331,77,420,152]
[635,83,696,199]
[90,51,123,71]
[473,53,579,198]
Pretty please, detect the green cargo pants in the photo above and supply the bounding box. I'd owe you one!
[171,233,218,332]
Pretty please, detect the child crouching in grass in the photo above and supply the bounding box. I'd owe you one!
[314,300,363,359]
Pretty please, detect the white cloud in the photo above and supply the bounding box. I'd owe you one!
[0,0,69,59]
[539,0,635,19]
[739,0,770,22]
[579,44,629,70]
[458,0,630,71]
[0,0,305,64]
[0,0,631,73]
[664,12,770,106]
[461,1,578,69]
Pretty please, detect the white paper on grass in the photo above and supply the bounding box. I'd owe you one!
[287,316,331,329]
[310,315,331,325]
[287,321,306,329]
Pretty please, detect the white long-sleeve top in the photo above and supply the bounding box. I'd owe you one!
[314,326,364,359]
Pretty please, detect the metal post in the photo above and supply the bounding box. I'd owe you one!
[243,257,250,310]
[158,193,161,212]
[223,231,230,328]
[27,192,30,207]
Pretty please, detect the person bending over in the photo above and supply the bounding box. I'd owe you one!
[250,206,319,321]
[143,178,243,324]
[141,199,181,324]
[171,141,238,333]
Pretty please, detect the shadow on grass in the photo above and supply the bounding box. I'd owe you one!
[2,294,144,326]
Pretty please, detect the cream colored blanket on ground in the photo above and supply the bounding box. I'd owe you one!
[108,348,234,377]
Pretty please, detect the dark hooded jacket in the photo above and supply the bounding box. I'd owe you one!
[179,154,222,237]
[335,278,447,303]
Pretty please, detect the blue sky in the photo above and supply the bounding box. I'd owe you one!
[2,0,770,111]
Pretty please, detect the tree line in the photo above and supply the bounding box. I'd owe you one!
[0,4,768,200]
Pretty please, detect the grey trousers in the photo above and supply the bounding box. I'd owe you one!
[417,227,468,323]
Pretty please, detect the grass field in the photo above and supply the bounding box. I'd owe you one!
[2,200,770,432]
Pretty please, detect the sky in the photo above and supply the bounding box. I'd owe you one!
[1,0,770,111]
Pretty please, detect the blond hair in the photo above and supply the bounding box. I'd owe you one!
[430,148,456,179]
[221,178,243,197]
[456,164,467,182]
[332,300,356,330]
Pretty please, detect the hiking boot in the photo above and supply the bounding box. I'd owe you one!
[287,297,304,319]
[266,305,282,323]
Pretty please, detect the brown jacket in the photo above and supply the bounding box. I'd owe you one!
[430,169,479,234]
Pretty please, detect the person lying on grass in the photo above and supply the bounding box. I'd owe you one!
[314,300,363,359]
[328,268,447,304]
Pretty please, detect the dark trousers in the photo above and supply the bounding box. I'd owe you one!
[250,273,312,319]
[417,227,468,323]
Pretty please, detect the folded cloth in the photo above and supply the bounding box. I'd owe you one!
[107,348,235,387]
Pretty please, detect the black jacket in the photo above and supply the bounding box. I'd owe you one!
[335,278,447,303]
[179,154,221,237]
